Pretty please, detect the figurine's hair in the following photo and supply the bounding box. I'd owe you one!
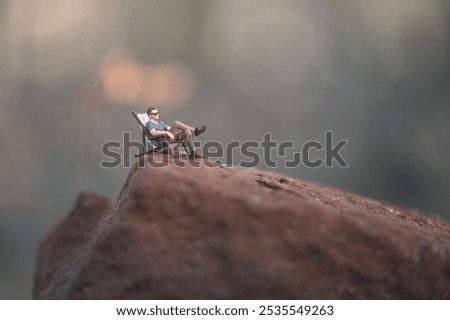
[147,106,157,115]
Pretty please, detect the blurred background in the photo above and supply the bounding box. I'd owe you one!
[1,0,449,299]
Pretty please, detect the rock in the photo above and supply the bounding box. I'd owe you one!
[33,193,114,299]
[34,153,450,299]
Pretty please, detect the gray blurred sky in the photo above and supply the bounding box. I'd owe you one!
[1,0,449,298]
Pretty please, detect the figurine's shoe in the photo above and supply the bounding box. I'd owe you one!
[194,125,207,136]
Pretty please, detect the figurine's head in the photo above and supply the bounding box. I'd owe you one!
[147,106,159,119]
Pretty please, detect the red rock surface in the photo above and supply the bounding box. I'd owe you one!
[34,153,450,299]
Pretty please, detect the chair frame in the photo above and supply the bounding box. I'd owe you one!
[132,111,190,157]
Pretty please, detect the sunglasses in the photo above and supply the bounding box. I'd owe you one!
[150,112,159,115]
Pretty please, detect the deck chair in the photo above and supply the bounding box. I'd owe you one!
[132,112,191,157]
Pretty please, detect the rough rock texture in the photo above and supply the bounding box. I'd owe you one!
[34,153,450,299]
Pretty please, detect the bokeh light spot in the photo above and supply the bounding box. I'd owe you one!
[98,50,196,111]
